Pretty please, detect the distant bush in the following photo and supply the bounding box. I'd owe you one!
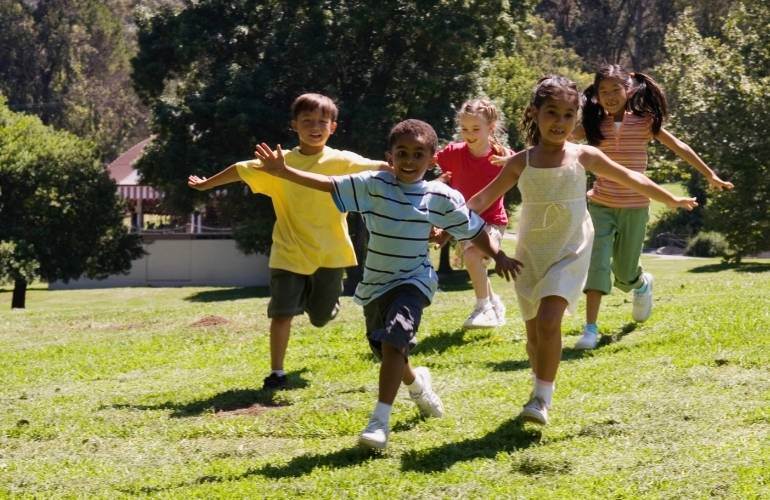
[685,231,730,258]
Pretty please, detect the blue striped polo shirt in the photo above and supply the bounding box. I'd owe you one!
[331,170,485,305]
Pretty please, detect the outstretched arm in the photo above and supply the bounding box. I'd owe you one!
[254,143,334,193]
[656,128,734,190]
[468,229,523,281]
[466,151,524,214]
[188,165,241,191]
[580,145,698,210]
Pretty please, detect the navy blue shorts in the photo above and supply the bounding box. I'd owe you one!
[363,285,429,360]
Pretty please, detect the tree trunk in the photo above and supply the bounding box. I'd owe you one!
[12,278,27,309]
[438,243,453,274]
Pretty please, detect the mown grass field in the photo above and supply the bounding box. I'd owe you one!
[1,249,769,498]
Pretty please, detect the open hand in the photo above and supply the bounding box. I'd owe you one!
[707,175,734,191]
[188,175,208,190]
[668,196,699,211]
[490,154,514,167]
[253,143,287,175]
[493,250,523,281]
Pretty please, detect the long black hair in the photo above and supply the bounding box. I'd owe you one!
[582,65,668,145]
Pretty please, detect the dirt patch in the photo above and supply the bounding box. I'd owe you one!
[216,402,286,417]
[190,315,230,327]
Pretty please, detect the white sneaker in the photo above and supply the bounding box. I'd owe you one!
[632,272,654,322]
[491,295,506,325]
[358,415,389,449]
[409,367,444,418]
[463,302,501,329]
[518,396,548,425]
[574,329,599,350]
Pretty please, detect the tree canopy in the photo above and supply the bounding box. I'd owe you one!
[0,97,144,307]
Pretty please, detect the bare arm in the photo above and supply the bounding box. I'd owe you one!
[466,151,524,214]
[187,164,242,191]
[655,128,734,190]
[579,145,698,210]
[469,228,523,281]
[254,143,334,193]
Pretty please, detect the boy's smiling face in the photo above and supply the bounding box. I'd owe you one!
[387,135,434,184]
[291,109,337,153]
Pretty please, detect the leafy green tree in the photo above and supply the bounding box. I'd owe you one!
[0,0,149,160]
[654,3,770,260]
[0,97,144,308]
[132,0,527,254]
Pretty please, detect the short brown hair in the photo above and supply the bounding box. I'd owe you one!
[388,119,438,153]
[291,93,338,121]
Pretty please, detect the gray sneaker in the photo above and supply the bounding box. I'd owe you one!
[632,272,654,322]
[358,415,389,449]
[518,396,548,425]
[409,367,444,418]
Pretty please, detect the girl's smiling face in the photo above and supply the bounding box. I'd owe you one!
[459,114,493,153]
[597,77,629,116]
[534,96,578,146]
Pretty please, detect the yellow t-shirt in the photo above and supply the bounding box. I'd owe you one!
[235,146,384,274]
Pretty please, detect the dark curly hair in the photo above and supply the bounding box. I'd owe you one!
[388,119,438,153]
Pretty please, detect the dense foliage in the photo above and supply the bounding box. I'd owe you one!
[0,98,143,307]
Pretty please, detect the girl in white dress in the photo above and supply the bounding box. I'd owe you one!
[468,75,698,425]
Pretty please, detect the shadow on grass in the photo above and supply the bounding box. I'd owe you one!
[122,446,380,493]
[258,446,381,478]
[414,328,468,355]
[106,370,309,417]
[688,262,770,274]
[437,270,472,292]
[184,286,270,302]
[400,418,541,472]
[562,322,636,360]
[487,359,531,372]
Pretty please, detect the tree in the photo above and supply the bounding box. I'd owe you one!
[0,0,150,161]
[0,97,144,308]
[654,3,770,260]
[131,0,528,255]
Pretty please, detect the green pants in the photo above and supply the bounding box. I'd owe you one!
[584,203,649,295]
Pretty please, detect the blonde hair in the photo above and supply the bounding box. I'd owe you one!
[457,98,507,155]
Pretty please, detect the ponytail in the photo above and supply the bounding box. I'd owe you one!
[628,72,668,135]
[582,83,606,145]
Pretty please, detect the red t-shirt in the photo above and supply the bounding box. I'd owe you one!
[434,142,508,226]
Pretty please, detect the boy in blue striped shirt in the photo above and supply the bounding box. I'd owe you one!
[254,119,522,449]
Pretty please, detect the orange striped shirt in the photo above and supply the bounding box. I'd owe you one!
[587,112,654,208]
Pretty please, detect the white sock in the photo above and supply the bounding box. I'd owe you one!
[406,371,424,395]
[271,369,286,377]
[534,378,555,407]
[476,296,491,308]
[373,401,392,426]
[491,293,502,305]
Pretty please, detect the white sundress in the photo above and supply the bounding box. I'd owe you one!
[514,148,595,321]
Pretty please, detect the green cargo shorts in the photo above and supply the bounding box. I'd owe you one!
[584,203,649,295]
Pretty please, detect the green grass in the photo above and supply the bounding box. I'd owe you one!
[1,251,769,498]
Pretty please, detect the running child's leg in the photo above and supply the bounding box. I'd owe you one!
[519,296,567,425]
[462,245,503,329]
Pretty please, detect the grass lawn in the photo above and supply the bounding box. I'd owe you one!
[1,251,769,498]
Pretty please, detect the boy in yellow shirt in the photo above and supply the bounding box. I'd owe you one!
[188,93,387,389]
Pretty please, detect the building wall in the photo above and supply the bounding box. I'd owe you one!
[49,239,269,289]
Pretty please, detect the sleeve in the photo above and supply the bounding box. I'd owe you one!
[235,160,275,195]
[428,186,485,241]
[330,171,372,214]
[342,150,386,174]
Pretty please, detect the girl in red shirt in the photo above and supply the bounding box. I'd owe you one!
[435,99,513,329]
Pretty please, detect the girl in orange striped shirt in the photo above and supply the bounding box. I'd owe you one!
[573,65,734,350]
